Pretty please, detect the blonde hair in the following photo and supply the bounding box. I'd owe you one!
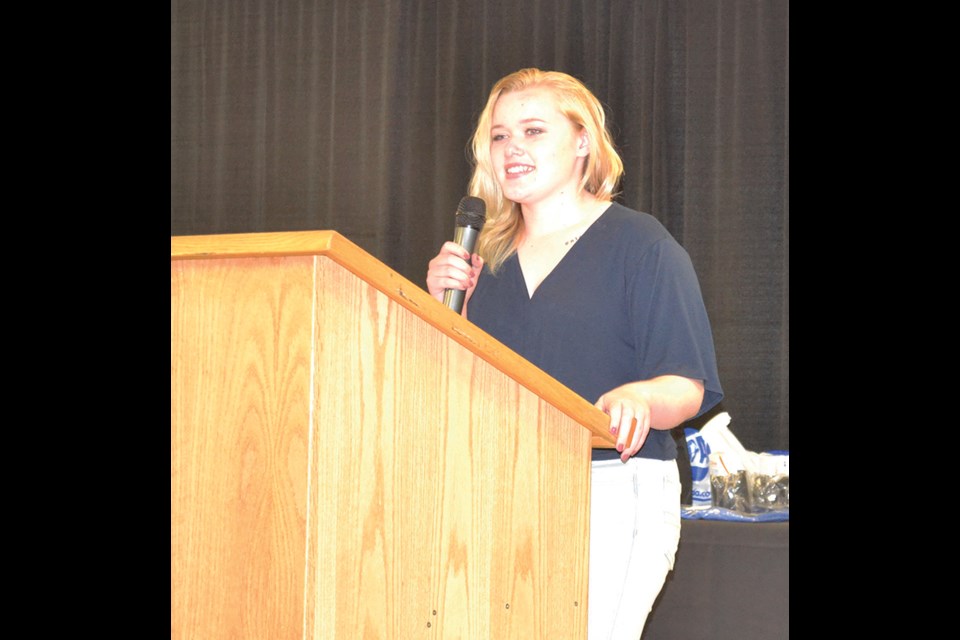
[468,68,624,273]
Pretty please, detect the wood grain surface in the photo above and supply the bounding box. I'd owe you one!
[172,232,601,638]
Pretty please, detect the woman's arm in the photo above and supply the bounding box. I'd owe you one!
[595,375,705,462]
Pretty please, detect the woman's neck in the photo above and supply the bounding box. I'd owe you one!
[520,191,609,242]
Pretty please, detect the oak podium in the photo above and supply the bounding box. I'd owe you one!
[171,231,616,639]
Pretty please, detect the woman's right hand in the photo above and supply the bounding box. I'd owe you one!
[426,241,484,308]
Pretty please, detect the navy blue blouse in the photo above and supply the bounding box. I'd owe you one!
[467,203,723,461]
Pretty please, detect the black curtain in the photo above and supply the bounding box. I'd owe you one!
[171,0,789,461]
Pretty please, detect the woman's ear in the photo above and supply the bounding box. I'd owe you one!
[576,129,590,157]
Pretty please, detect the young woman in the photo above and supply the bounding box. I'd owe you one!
[426,68,723,639]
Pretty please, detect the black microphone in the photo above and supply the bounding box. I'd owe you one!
[443,196,486,313]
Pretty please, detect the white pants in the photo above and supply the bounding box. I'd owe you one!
[587,457,682,640]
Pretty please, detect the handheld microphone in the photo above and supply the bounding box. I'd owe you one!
[443,196,486,313]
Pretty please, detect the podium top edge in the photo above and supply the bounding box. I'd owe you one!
[171,230,342,259]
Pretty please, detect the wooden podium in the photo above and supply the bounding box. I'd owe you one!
[171,231,616,639]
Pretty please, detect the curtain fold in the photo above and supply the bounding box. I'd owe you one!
[171,0,789,456]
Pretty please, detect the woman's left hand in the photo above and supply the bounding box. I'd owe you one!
[595,386,652,462]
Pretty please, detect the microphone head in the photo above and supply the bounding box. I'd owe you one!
[455,196,486,230]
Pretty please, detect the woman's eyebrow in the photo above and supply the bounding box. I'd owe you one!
[491,117,549,129]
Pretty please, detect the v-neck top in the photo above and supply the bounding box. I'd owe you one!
[467,202,723,461]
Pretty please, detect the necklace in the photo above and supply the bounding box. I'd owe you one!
[564,235,580,246]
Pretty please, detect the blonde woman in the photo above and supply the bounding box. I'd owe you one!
[427,68,723,639]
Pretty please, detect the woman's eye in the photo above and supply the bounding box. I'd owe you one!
[526,128,544,136]
[492,133,507,142]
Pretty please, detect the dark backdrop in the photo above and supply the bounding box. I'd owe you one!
[171,0,789,472]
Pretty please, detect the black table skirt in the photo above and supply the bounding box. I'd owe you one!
[641,518,789,639]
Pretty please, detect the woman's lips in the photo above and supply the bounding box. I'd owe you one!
[504,163,533,179]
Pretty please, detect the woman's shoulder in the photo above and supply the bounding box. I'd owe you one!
[598,202,674,244]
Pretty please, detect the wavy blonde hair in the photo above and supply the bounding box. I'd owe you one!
[468,68,624,274]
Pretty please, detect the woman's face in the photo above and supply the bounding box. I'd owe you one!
[489,87,588,208]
